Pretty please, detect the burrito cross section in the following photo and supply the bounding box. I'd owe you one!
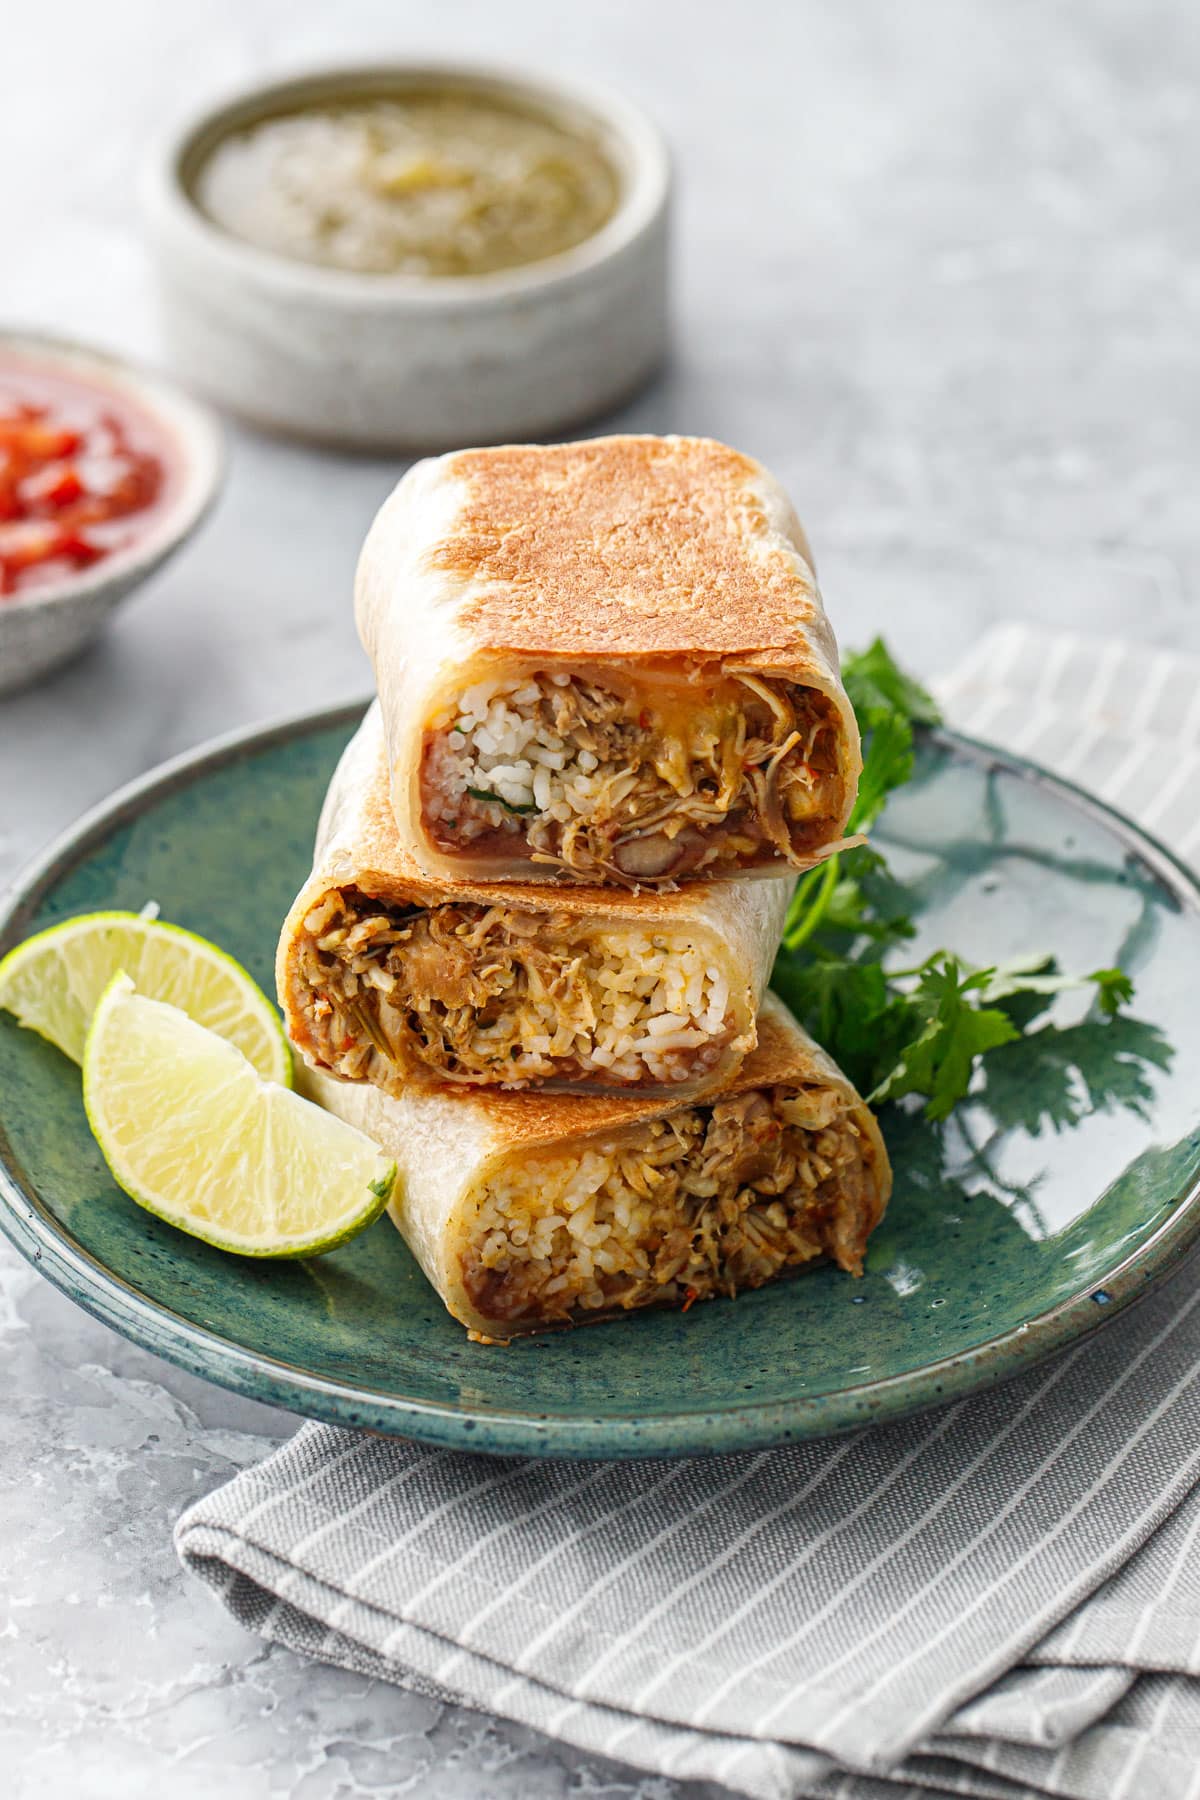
[297,886,746,1093]
[278,706,795,1099]
[282,430,890,1345]
[356,435,862,886]
[300,994,892,1342]
[461,1079,880,1331]
[421,662,845,884]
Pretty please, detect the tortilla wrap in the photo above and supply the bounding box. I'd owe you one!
[299,992,892,1342]
[277,703,796,1099]
[355,434,861,887]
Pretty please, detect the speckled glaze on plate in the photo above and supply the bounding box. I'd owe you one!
[2,704,1199,1459]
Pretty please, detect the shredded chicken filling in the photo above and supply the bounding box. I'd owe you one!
[462,1087,878,1328]
[294,887,736,1091]
[421,668,843,884]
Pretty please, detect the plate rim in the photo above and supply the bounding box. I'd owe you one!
[3,699,1200,1460]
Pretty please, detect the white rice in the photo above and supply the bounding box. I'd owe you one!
[299,891,736,1090]
[464,1105,866,1326]
[425,674,638,841]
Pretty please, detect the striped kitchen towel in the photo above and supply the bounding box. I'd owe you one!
[934,625,1200,865]
[177,628,1200,1800]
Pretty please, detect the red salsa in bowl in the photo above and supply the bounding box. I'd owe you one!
[0,334,221,695]
[0,362,179,600]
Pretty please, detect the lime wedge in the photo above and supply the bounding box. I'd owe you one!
[83,974,394,1258]
[0,910,290,1085]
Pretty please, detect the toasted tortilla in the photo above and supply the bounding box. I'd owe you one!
[355,434,862,884]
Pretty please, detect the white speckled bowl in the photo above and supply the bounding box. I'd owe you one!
[0,333,223,698]
[143,63,671,451]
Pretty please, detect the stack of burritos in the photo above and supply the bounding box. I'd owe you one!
[277,435,892,1341]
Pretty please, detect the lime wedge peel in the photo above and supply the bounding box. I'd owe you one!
[0,910,291,1086]
[82,974,394,1259]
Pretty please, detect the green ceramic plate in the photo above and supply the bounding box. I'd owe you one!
[2,705,1199,1459]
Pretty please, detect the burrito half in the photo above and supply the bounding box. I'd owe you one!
[278,704,796,1099]
[301,994,891,1342]
[356,435,862,888]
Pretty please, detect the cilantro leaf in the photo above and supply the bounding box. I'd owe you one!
[770,636,1137,1124]
[466,786,536,816]
[840,639,943,835]
[782,856,841,951]
[785,848,915,950]
[975,955,1136,1019]
[852,853,921,944]
[869,954,1019,1120]
[1091,968,1134,1017]
[842,637,942,729]
[850,707,915,832]
[977,1014,1172,1135]
[772,952,918,1096]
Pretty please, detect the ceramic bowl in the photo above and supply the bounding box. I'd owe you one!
[3,708,1199,1455]
[143,63,671,451]
[0,333,223,697]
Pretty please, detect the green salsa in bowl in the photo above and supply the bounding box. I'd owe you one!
[190,87,621,279]
[146,64,670,450]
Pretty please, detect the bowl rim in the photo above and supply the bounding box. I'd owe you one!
[144,58,672,308]
[2,709,1200,1456]
[0,329,225,618]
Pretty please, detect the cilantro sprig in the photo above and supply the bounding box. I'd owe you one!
[772,639,1134,1120]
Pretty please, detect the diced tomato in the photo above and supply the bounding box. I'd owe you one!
[0,521,65,568]
[0,520,100,573]
[101,460,162,518]
[0,419,82,461]
[55,530,105,567]
[19,463,86,510]
[0,373,170,599]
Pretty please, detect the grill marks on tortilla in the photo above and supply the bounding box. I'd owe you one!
[432,438,822,655]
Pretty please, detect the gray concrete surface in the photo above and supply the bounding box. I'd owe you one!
[2,2,1198,1794]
